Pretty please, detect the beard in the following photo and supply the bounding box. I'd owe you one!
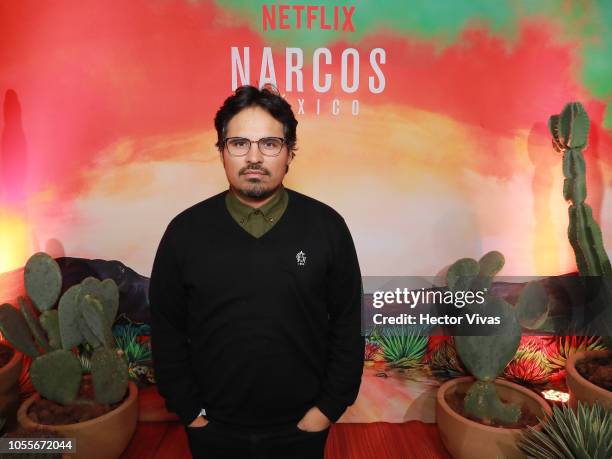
[235,164,278,200]
[239,180,277,200]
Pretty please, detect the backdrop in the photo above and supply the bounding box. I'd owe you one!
[1,0,611,423]
[1,0,611,278]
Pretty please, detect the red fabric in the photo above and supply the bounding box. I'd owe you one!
[121,421,451,459]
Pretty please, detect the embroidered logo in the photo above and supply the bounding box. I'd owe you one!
[296,251,307,266]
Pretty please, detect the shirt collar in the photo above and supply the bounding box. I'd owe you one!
[225,185,287,224]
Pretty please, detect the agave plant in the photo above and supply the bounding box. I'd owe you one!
[364,341,384,361]
[545,335,604,370]
[519,402,612,459]
[373,324,429,369]
[427,337,466,379]
[502,336,552,387]
[113,323,152,367]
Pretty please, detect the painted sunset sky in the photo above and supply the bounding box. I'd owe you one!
[1,0,611,278]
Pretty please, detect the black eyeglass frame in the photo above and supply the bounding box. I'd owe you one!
[223,136,287,157]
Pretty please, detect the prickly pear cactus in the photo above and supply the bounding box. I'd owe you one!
[90,347,129,404]
[18,296,50,353]
[58,285,84,350]
[29,349,82,404]
[0,251,128,406]
[78,277,119,327]
[549,102,612,277]
[446,251,550,425]
[24,252,62,311]
[0,303,40,357]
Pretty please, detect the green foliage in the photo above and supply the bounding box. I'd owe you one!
[549,102,612,277]
[545,335,603,370]
[464,380,521,425]
[23,252,62,312]
[29,349,82,405]
[373,325,428,369]
[503,339,552,387]
[445,250,551,425]
[90,347,129,404]
[0,303,39,357]
[113,323,152,367]
[519,402,612,459]
[428,338,466,378]
[0,252,128,406]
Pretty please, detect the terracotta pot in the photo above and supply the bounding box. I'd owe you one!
[436,376,552,459]
[0,348,23,431]
[566,349,611,410]
[17,381,139,459]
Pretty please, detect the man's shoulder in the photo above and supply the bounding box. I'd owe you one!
[286,188,344,223]
[168,190,226,229]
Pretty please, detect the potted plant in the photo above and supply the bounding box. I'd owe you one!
[548,101,612,413]
[565,337,611,410]
[518,401,611,458]
[0,338,22,432]
[0,252,138,459]
[436,251,553,459]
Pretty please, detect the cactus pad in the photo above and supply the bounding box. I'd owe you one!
[24,252,62,312]
[18,296,50,353]
[0,303,39,357]
[90,347,129,404]
[78,277,119,327]
[29,349,82,404]
[58,285,84,350]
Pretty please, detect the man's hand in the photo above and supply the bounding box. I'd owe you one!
[188,415,209,428]
[296,406,331,432]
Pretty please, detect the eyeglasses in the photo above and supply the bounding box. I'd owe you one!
[223,137,286,157]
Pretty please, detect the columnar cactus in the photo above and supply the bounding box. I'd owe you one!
[446,251,549,425]
[0,252,128,406]
[549,102,612,277]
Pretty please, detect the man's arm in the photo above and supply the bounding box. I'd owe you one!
[149,219,203,426]
[314,215,365,423]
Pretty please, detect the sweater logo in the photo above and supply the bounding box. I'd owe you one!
[296,250,307,266]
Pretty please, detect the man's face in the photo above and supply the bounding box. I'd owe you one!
[221,106,293,201]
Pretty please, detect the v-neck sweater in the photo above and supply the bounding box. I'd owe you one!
[149,188,364,429]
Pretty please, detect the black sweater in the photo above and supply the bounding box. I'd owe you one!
[149,188,364,428]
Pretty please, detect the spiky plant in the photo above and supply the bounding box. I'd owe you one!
[0,252,128,405]
[364,341,384,361]
[503,343,552,387]
[519,402,611,459]
[428,338,466,379]
[545,335,603,370]
[375,325,428,369]
[113,323,152,366]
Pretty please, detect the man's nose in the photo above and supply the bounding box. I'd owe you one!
[244,141,264,163]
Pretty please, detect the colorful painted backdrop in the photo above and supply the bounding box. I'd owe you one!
[1,0,612,279]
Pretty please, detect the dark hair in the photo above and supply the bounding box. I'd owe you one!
[214,85,298,154]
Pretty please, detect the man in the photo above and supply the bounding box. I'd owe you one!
[149,85,364,459]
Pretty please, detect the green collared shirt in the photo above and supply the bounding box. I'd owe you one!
[225,186,288,238]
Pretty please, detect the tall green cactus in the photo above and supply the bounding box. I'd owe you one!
[0,252,127,406]
[447,251,550,425]
[549,102,612,277]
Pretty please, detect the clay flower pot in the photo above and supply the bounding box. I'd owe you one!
[436,376,552,459]
[17,381,139,459]
[0,348,23,430]
[566,349,612,410]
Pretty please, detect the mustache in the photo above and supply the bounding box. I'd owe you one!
[239,165,270,176]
